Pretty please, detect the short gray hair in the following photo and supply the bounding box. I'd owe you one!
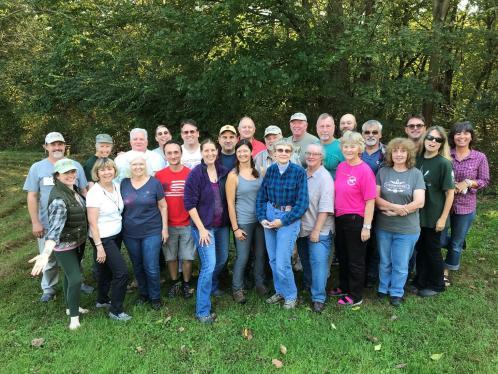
[316,113,334,124]
[361,120,383,132]
[272,139,293,152]
[306,143,324,155]
[130,128,148,140]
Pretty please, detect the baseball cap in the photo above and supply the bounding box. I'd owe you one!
[45,132,65,144]
[96,134,113,144]
[53,159,77,174]
[290,112,307,122]
[219,125,237,135]
[264,125,282,137]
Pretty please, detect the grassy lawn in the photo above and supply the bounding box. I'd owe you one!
[0,150,497,373]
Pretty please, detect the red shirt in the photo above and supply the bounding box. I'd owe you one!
[251,138,266,158]
[155,166,191,226]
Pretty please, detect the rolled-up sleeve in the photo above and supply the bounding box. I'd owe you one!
[475,154,490,190]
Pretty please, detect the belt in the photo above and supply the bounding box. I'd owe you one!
[271,202,293,212]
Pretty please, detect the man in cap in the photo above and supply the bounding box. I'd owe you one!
[339,113,358,134]
[23,132,89,301]
[218,125,238,171]
[238,116,266,157]
[286,112,318,167]
[83,133,114,188]
[316,113,344,179]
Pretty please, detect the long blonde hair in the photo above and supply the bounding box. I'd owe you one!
[420,125,451,160]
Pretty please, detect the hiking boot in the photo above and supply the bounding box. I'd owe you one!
[109,312,132,321]
[197,313,217,324]
[312,301,325,313]
[255,285,269,296]
[40,293,55,302]
[283,299,297,310]
[390,297,403,307]
[182,282,193,299]
[232,289,247,304]
[150,299,162,310]
[377,292,388,299]
[80,283,94,294]
[168,281,181,298]
[266,293,284,304]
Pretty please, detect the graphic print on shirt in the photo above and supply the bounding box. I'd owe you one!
[166,180,186,197]
[347,176,357,186]
[383,179,411,194]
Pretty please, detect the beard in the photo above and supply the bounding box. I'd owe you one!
[52,151,64,159]
[365,138,377,146]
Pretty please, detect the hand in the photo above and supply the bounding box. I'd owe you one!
[261,220,272,229]
[235,229,247,241]
[198,228,212,247]
[96,246,106,263]
[393,204,408,216]
[309,230,320,243]
[455,181,468,194]
[32,222,44,239]
[162,228,169,243]
[435,217,446,232]
[28,253,49,276]
[268,219,283,229]
[383,210,398,216]
[361,228,371,242]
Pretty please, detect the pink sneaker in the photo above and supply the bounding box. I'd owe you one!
[328,287,347,297]
[338,295,363,306]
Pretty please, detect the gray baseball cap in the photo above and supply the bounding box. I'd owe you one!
[264,125,282,137]
[45,132,65,144]
[290,112,307,122]
[96,134,113,144]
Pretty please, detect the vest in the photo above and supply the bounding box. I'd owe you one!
[48,179,87,244]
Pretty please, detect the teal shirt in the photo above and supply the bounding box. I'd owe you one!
[322,139,344,179]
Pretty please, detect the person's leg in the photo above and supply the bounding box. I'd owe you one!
[54,250,82,317]
[123,237,149,300]
[101,235,129,315]
[89,238,111,304]
[232,223,253,291]
[264,227,280,294]
[376,228,393,295]
[191,227,216,318]
[212,226,229,293]
[413,231,427,290]
[252,223,267,289]
[274,219,300,301]
[390,232,420,297]
[365,222,379,286]
[141,234,162,301]
[445,212,476,271]
[309,234,331,303]
[164,226,180,281]
[38,237,58,297]
[178,226,195,282]
[335,217,349,292]
[423,228,445,292]
[296,237,312,290]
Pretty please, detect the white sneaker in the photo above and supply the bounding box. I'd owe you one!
[266,293,284,304]
[109,312,132,321]
[283,299,297,309]
[96,302,111,309]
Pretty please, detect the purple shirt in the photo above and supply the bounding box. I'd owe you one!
[451,149,490,214]
[211,182,223,227]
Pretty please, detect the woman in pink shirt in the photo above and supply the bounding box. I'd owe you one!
[329,131,377,306]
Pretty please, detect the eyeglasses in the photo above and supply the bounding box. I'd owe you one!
[425,134,444,143]
[406,123,425,129]
[363,130,379,135]
[182,130,197,135]
[275,148,292,154]
[305,152,322,157]
[157,131,169,136]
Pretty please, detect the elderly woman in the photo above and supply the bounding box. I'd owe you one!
[256,139,308,310]
[87,158,131,321]
[184,139,230,324]
[375,138,425,306]
[30,159,88,330]
[296,143,334,313]
[412,126,455,297]
[442,122,489,283]
[329,131,376,307]
[226,140,266,304]
[121,152,168,310]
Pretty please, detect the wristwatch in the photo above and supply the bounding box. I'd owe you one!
[363,224,372,230]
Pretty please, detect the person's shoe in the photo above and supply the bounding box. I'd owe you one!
[328,287,347,297]
[211,289,225,297]
[182,282,193,299]
[255,285,269,296]
[312,301,325,313]
[338,295,363,307]
[283,299,297,310]
[266,293,284,304]
[418,289,441,298]
[405,284,419,294]
[232,289,247,304]
[390,296,403,307]
[197,313,217,324]
[377,291,388,299]
[134,295,149,306]
[168,281,181,298]
[150,300,162,310]
[66,307,89,316]
[40,293,55,302]
[95,302,111,309]
[80,283,94,294]
[109,312,132,321]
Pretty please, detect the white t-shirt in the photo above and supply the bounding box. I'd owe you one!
[115,149,166,181]
[181,145,202,169]
[86,182,124,238]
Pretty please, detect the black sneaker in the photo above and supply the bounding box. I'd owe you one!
[151,299,162,310]
[182,282,193,299]
[390,296,403,307]
[168,281,181,298]
[135,295,149,305]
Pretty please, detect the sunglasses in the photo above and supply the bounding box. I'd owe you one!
[157,131,169,136]
[182,130,197,135]
[406,123,425,129]
[363,130,379,135]
[275,148,292,154]
[425,134,444,143]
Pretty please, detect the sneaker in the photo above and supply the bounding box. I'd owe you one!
[328,287,347,297]
[338,295,363,306]
[405,284,419,294]
[197,313,217,324]
[150,300,162,310]
[255,285,269,296]
[390,297,403,307]
[135,295,149,306]
[266,293,284,304]
[283,299,297,310]
[312,301,325,313]
[109,312,132,321]
[182,282,193,299]
[96,302,111,309]
[418,289,441,298]
[168,281,181,298]
[232,289,247,304]
[80,283,94,294]
[40,293,55,302]
[377,291,388,299]
[66,307,90,316]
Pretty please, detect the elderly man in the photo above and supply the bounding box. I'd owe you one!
[361,120,385,175]
[83,134,113,188]
[218,125,238,170]
[23,132,89,301]
[296,143,335,313]
[115,128,166,181]
[238,116,266,157]
[339,113,357,134]
[180,119,202,169]
[254,125,301,176]
[286,112,319,167]
[152,124,172,162]
[316,113,344,179]
[404,114,426,150]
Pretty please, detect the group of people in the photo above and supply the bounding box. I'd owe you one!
[25,112,490,328]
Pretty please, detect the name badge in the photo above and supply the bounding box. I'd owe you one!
[42,176,55,186]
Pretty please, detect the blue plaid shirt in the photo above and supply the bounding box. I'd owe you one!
[256,162,308,226]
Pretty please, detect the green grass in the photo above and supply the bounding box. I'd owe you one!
[0,151,497,373]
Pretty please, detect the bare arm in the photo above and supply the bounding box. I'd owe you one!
[158,198,169,242]
[226,173,246,240]
[309,212,329,242]
[361,199,375,242]
[404,189,425,213]
[87,207,106,263]
[27,192,44,238]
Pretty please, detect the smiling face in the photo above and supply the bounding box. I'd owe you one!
[236,144,251,164]
[201,142,218,165]
[290,119,308,139]
[97,165,116,183]
[218,131,238,153]
[339,114,356,133]
[155,126,172,147]
[453,131,472,149]
[391,147,408,167]
[362,124,381,147]
[316,116,335,143]
[238,118,256,140]
[405,117,426,141]
[305,144,323,169]
[44,141,66,161]
[164,143,182,166]
[130,132,148,152]
[424,129,444,154]
[274,145,292,164]
[264,133,281,149]
[341,142,362,163]
[130,157,147,178]
[56,169,77,188]
[181,124,200,146]
[96,143,113,158]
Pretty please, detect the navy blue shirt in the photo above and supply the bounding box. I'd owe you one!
[220,153,236,171]
[361,145,385,175]
[121,177,164,239]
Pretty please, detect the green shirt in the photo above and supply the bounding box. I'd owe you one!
[83,155,98,182]
[321,139,344,179]
[416,154,455,228]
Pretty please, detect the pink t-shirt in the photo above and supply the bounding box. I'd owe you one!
[334,161,377,217]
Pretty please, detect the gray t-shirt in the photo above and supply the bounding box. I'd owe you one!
[23,158,88,228]
[286,132,319,167]
[235,175,262,224]
[376,167,425,234]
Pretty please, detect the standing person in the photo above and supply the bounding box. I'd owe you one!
[226,140,267,304]
[155,140,195,299]
[184,139,230,324]
[329,131,376,306]
[442,121,489,283]
[296,144,334,313]
[286,112,319,167]
[87,158,131,321]
[180,119,202,169]
[412,126,455,297]
[404,114,427,151]
[256,139,308,309]
[121,153,169,310]
[316,113,344,179]
[152,124,172,163]
[339,113,357,134]
[24,132,89,302]
[218,125,239,171]
[83,134,114,188]
[375,138,425,306]
[29,159,89,330]
[238,116,266,157]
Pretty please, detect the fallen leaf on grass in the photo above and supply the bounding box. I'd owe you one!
[352,306,361,311]
[31,338,44,347]
[330,323,337,330]
[374,344,382,351]
[164,316,172,323]
[366,335,379,343]
[390,315,398,321]
[280,345,287,355]
[180,345,187,353]
[272,359,283,369]
[135,346,145,354]
[395,363,407,369]
[178,326,185,333]
[478,257,485,261]
[430,353,443,361]
[241,328,253,340]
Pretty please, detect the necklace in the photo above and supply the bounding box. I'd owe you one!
[101,183,121,211]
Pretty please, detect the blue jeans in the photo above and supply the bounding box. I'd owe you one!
[232,222,266,291]
[297,233,331,303]
[441,211,476,271]
[264,203,301,302]
[123,235,162,301]
[191,226,229,318]
[376,228,420,297]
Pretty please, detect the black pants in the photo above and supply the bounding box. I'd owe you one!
[90,234,129,315]
[413,227,445,292]
[365,219,379,283]
[336,214,367,302]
